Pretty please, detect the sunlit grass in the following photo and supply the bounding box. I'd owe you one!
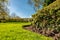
[0,22,53,40]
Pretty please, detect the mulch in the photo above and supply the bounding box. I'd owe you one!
[23,25,60,40]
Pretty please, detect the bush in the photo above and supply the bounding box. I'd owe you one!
[32,0,60,31]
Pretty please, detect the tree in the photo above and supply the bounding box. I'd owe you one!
[44,0,56,6]
[28,0,56,11]
[0,0,9,22]
[28,0,44,11]
[32,0,60,31]
[11,13,16,18]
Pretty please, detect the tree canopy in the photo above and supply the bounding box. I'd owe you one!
[28,0,56,11]
[0,0,9,21]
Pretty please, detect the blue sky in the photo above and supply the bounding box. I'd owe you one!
[8,0,35,18]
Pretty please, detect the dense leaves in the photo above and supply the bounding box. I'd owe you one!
[32,0,60,31]
[44,0,56,6]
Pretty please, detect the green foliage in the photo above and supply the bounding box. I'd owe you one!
[32,0,60,30]
[44,0,56,6]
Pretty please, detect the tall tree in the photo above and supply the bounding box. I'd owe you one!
[28,0,56,11]
[28,0,44,11]
[0,0,9,20]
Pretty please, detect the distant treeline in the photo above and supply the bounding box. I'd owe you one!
[0,0,33,23]
[0,17,32,23]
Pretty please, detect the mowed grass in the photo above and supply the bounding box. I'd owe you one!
[0,22,53,40]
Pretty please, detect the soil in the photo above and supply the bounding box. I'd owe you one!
[23,25,60,40]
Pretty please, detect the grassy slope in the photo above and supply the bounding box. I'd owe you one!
[0,23,52,40]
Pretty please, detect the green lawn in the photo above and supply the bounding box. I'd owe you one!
[0,22,53,40]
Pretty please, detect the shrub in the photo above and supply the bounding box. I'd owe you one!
[32,0,60,31]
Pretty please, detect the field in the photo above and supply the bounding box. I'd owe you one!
[0,22,53,40]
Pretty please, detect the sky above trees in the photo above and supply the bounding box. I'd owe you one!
[8,0,35,18]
